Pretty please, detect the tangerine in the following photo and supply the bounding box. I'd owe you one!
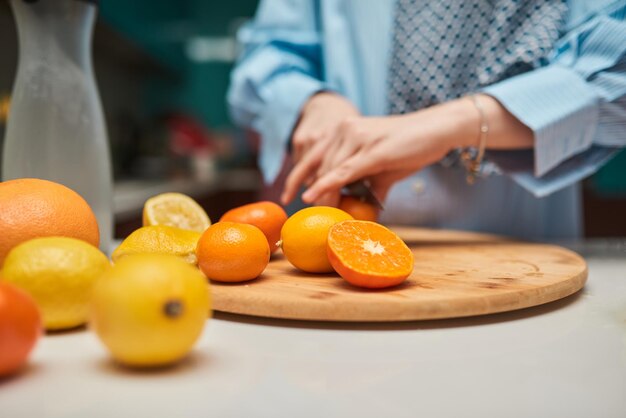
[196,222,270,282]
[0,282,42,376]
[220,201,287,253]
[327,220,414,288]
[280,206,353,273]
[338,196,379,222]
[0,178,99,265]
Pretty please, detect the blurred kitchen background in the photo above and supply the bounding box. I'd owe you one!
[0,0,625,239]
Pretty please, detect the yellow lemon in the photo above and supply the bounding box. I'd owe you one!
[112,225,201,264]
[280,206,353,273]
[143,193,211,232]
[90,254,211,367]
[2,237,110,330]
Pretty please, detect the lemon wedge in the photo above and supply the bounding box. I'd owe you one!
[143,193,210,232]
[112,225,201,264]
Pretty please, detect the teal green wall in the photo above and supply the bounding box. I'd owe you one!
[592,150,626,196]
[100,1,188,73]
[101,0,258,128]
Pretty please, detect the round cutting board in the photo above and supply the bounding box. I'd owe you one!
[210,227,587,322]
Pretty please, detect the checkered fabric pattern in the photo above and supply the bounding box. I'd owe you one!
[388,0,568,114]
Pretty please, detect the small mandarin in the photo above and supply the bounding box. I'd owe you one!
[220,201,287,253]
[196,222,270,282]
[280,206,353,273]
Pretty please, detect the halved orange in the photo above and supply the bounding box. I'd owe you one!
[327,220,414,289]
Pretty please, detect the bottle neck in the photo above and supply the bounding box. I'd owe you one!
[10,0,96,70]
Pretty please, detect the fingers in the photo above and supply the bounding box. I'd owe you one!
[281,138,327,205]
[315,190,342,207]
[292,145,302,166]
[301,153,378,204]
[316,119,353,178]
[291,130,316,165]
[317,133,357,181]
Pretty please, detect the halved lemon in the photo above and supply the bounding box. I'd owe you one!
[143,193,211,232]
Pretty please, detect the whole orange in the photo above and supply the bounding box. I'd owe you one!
[220,201,287,253]
[196,222,270,282]
[338,196,379,222]
[0,178,99,265]
[0,282,42,376]
[280,206,353,273]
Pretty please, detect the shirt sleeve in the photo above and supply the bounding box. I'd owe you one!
[227,0,325,184]
[482,1,626,197]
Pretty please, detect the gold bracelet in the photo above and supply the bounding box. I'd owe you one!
[461,94,489,184]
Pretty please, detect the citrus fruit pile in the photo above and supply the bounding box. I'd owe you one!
[0,179,213,372]
[277,206,413,288]
[189,197,412,290]
[0,177,413,375]
[0,178,105,374]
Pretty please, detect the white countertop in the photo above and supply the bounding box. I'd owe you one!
[1,254,625,418]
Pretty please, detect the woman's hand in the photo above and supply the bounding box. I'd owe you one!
[290,92,360,165]
[282,95,533,206]
[284,111,456,206]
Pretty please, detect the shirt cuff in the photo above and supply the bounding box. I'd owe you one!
[483,65,600,177]
[486,146,620,198]
[253,72,325,184]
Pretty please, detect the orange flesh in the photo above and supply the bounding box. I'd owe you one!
[328,221,413,283]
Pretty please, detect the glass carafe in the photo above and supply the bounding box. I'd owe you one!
[3,0,112,253]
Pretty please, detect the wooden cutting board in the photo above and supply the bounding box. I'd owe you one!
[210,227,587,322]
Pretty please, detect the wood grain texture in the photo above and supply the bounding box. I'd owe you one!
[210,227,588,322]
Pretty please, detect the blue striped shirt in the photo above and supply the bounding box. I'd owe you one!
[227,0,626,239]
